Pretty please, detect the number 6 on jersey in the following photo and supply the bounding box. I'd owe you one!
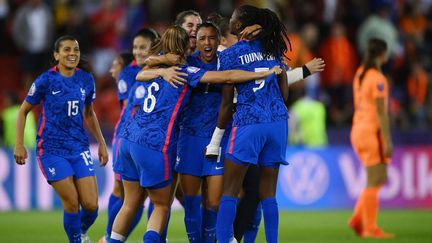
[143,82,160,113]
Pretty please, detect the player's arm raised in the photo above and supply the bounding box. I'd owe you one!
[14,101,33,165]
[200,65,282,84]
[286,58,325,85]
[144,54,182,68]
[83,104,108,166]
[136,66,188,88]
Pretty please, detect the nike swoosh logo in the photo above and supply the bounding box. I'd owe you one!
[89,168,94,171]
[52,90,61,95]
[215,166,224,170]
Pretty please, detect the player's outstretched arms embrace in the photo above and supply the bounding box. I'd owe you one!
[136,66,188,88]
[144,53,183,68]
[201,65,282,84]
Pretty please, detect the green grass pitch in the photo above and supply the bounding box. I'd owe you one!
[0,210,431,242]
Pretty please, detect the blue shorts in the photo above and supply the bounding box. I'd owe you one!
[225,120,288,168]
[112,136,122,181]
[118,138,172,189]
[37,149,95,183]
[175,131,227,177]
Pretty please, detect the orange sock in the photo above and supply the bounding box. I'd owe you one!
[362,186,380,232]
[348,190,365,236]
[351,190,365,221]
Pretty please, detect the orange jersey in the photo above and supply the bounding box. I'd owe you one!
[351,67,390,166]
[352,67,389,132]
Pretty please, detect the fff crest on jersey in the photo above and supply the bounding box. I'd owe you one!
[28,83,36,96]
[81,88,86,101]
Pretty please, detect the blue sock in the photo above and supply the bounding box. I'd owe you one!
[143,230,160,243]
[183,195,202,243]
[80,207,98,234]
[108,239,122,243]
[244,203,262,243]
[128,205,144,236]
[261,197,278,243]
[63,211,81,243]
[147,201,154,220]
[160,210,170,243]
[202,208,217,243]
[216,196,238,243]
[106,194,123,239]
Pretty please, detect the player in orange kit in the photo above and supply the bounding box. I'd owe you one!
[349,38,394,239]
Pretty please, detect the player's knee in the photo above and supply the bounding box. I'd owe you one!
[154,204,170,215]
[112,181,124,199]
[206,197,220,211]
[63,199,80,212]
[81,198,98,212]
[259,190,276,200]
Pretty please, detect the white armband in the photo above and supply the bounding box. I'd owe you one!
[208,127,226,147]
[287,67,303,85]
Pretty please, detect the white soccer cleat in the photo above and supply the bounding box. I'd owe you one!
[81,233,93,243]
[205,144,220,159]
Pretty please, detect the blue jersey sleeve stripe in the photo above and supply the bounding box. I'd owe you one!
[162,85,189,180]
[36,103,47,158]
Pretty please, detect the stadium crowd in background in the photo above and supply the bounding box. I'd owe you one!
[1,1,431,242]
[0,0,431,141]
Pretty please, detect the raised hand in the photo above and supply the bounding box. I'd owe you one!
[305,58,325,74]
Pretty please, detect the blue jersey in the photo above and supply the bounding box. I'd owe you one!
[113,82,146,140]
[180,52,222,137]
[117,60,141,101]
[119,65,206,152]
[25,67,96,157]
[219,39,288,126]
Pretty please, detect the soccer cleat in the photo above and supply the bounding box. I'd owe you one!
[205,145,220,159]
[81,233,93,243]
[348,217,362,236]
[361,228,395,239]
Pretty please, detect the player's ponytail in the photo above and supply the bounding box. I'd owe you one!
[359,38,387,86]
[148,25,189,61]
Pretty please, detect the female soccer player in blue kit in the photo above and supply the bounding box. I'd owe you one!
[214,5,291,243]
[101,28,159,243]
[174,21,227,243]
[14,35,109,243]
[108,25,281,243]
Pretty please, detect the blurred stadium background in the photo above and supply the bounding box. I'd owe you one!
[0,0,431,242]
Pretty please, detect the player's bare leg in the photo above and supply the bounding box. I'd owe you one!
[111,180,146,239]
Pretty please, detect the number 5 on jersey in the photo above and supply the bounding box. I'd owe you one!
[143,82,160,113]
[253,67,269,92]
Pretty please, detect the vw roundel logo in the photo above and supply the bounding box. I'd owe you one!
[279,152,329,205]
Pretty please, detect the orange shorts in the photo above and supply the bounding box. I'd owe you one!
[351,128,391,167]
